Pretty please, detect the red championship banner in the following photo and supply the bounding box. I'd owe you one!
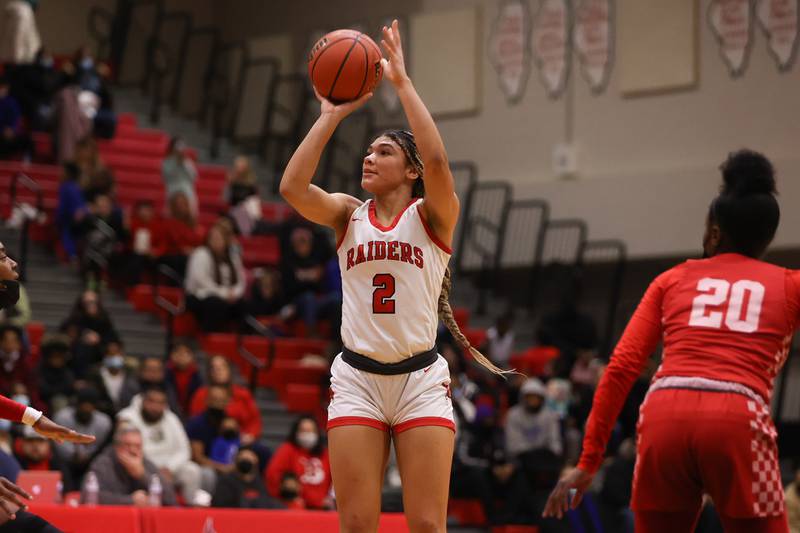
[532,0,571,99]
[574,0,613,93]
[708,0,754,77]
[488,0,532,104]
[756,0,799,70]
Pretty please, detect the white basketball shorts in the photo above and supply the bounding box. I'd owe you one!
[327,353,455,434]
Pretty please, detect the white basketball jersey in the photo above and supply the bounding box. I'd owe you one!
[337,198,451,363]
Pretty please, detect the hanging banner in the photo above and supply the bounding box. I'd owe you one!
[574,0,613,93]
[532,0,571,99]
[756,0,799,71]
[488,0,532,104]
[708,0,754,77]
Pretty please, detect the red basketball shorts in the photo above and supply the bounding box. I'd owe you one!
[632,378,786,520]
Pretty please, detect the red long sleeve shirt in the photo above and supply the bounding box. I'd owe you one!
[265,442,331,510]
[578,254,800,474]
[0,395,25,422]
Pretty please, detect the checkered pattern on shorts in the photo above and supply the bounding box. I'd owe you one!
[747,400,784,517]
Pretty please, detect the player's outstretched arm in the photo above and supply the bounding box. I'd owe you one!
[381,20,459,240]
[33,415,95,444]
[279,90,370,233]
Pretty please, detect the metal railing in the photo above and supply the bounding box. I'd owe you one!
[239,315,274,391]
[8,173,43,282]
[151,263,184,357]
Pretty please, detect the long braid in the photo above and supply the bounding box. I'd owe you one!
[438,267,515,376]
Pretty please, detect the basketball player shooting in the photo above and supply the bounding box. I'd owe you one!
[281,20,508,533]
[543,151,796,533]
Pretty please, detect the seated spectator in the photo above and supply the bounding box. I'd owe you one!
[787,468,800,533]
[36,334,76,413]
[57,162,88,261]
[82,425,177,506]
[87,349,139,417]
[0,325,38,405]
[53,387,112,491]
[185,224,245,333]
[186,384,234,481]
[60,290,119,378]
[265,416,332,510]
[124,199,159,285]
[246,267,289,319]
[54,69,92,163]
[280,226,337,337]
[212,446,283,509]
[0,280,30,331]
[118,385,209,506]
[15,425,71,488]
[505,378,563,491]
[161,137,197,215]
[0,75,34,160]
[0,446,20,484]
[71,46,115,139]
[132,356,180,414]
[156,192,203,280]
[277,472,307,510]
[224,156,258,207]
[75,193,126,281]
[189,356,261,445]
[208,415,241,466]
[165,340,202,417]
[73,135,111,199]
[483,311,515,370]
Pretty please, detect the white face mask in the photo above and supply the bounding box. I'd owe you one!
[296,431,318,450]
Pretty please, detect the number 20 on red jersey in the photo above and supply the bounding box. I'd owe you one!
[689,278,765,333]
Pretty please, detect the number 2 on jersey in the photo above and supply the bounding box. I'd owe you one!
[372,274,396,314]
[688,277,765,333]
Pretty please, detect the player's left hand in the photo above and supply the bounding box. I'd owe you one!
[542,466,594,519]
[33,416,96,444]
[381,19,409,86]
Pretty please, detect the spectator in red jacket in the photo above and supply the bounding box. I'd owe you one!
[123,199,160,286]
[189,356,261,444]
[165,340,202,417]
[265,415,332,510]
[156,191,203,281]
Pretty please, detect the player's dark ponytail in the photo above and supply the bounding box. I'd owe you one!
[709,149,780,258]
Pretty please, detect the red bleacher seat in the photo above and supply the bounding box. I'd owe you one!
[447,499,487,526]
[453,307,470,329]
[127,285,183,314]
[201,333,238,359]
[241,235,280,267]
[509,347,559,376]
[197,166,227,183]
[283,384,322,413]
[118,113,137,128]
[171,312,197,336]
[273,338,328,360]
[464,328,488,348]
[26,322,45,348]
[104,153,161,173]
[98,138,169,158]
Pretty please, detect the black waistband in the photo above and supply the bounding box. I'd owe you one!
[341,346,438,375]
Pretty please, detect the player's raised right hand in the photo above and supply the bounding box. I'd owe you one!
[542,466,594,519]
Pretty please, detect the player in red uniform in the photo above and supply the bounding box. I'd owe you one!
[544,150,796,532]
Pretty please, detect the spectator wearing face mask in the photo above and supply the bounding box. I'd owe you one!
[117,385,209,506]
[52,387,111,491]
[505,378,562,459]
[277,472,306,510]
[186,384,233,486]
[265,416,332,510]
[88,349,139,417]
[208,416,241,467]
[212,446,283,509]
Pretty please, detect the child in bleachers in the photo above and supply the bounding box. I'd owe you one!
[123,199,159,285]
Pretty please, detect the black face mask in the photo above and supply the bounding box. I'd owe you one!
[206,407,225,426]
[280,488,299,500]
[0,281,20,310]
[236,459,255,475]
[75,410,93,425]
[141,409,162,424]
[525,403,544,415]
[221,429,238,441]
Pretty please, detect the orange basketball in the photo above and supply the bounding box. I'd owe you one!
[308,29,383,103]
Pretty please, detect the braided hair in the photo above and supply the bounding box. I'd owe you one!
[382,130,512,376]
